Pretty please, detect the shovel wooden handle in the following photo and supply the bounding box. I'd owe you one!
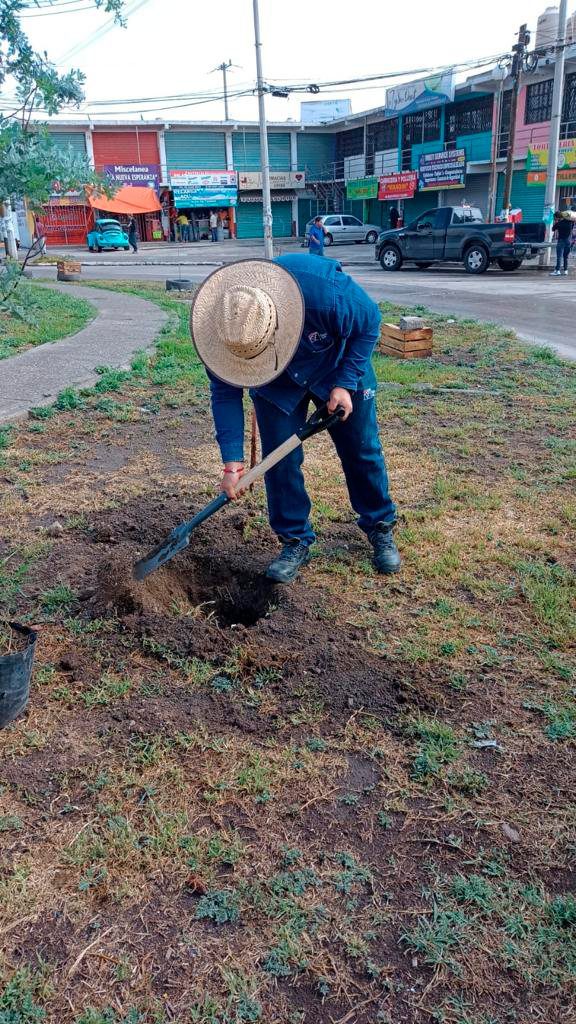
[240,433,301,490]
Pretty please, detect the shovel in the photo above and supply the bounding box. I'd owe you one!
[133,403,345,581]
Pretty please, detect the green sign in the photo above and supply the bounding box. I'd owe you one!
[346,176,378,200]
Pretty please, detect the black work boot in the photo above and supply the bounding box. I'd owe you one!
[265,541,311,584]
[368,524,401,575]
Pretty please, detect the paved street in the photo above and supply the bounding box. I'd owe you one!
[31,249,576,359]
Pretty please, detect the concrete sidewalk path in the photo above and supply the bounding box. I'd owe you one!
[0,283,167,423]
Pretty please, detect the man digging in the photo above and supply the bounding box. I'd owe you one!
[191,253,400,583]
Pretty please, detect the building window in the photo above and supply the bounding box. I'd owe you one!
[525,79,554,124]
[561,72,576,136]
[367,118,399,153]
[401,107,441,149]
[336,127,364,161]
[445,95,494,139]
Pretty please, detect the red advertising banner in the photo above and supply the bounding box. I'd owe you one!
[378,171,418,201]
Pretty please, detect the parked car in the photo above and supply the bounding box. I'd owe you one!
[305,214,380,246]
[87,218,130,252]
[375,206,546,274]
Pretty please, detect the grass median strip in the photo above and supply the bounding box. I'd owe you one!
[0,280,574,1024]
[0,281,95,359]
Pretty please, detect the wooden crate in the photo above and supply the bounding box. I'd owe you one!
[57,260,81,274]
[379,322,433,359]
[56,259,81,282]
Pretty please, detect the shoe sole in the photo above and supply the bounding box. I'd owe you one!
[374,564,402,575]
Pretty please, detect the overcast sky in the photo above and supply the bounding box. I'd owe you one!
[19,0,565,123]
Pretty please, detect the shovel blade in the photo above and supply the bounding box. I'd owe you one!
[133,524,191,581]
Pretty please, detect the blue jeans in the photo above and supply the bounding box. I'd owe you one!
[556,238,571,271]
[309,244,324,257]
[252,390,397,545]
[211,227,218,242]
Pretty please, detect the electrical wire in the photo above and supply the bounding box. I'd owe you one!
[56,0,150,64]
[21,4,99,15]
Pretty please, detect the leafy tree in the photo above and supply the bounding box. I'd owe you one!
[1,0,126,254]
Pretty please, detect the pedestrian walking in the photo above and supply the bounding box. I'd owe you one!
[209,210,218,242]
[389,207,400,229]
[127,216,138,253]
[191,254,400,584]
[550,212,573,276]
[308,216,326,256]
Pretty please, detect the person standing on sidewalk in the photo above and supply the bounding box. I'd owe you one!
[127,216,138,253]
[191,254,400,584]
[308,216,326,256]
[209,210,219,242]
[550,212,573,276]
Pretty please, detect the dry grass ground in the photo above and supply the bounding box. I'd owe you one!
[0,281,575,1024]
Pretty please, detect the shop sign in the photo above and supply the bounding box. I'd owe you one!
[346,176,378,200]
[104,164,160,190]
[172,186,237,208]
[169,169,237,188]
[378,171,418,200]
[300,99,352,124]
[385,73,454,116]
[239,191,295,202]
[418,148,466,191]
[238,171,305,190]
[525,139,576,171]
[527,169,576,186]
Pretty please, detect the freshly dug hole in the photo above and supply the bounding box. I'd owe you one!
[90,547,278,627]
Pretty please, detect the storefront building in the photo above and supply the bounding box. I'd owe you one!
[40,45,575,244]
[92,129,162,241]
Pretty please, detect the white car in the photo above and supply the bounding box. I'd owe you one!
[305,214,380,246]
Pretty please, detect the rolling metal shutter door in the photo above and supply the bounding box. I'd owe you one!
[268,134,291,170]
[297,133,336,179]
[459,173,490,218]
[233,132,261,170]
[92,131,160,168]
[165,132,226,172]
[49,132,87,158]
[237,201,293,238]
[233,132,291,171]
[497,172,545,221]
[403,192,436,223]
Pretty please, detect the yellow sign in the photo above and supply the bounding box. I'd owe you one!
[526,139,576,170]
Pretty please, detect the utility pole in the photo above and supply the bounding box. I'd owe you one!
[541,0,568,265]
[252,0,273,259]
[502,24,531,215]
[488,65,508,221]
[217,60,233,121]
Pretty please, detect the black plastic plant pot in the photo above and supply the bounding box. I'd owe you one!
[0,623,37,729]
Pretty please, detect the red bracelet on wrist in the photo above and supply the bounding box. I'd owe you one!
[223,466,244,474]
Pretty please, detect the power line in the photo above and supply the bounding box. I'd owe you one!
[56,0,150,64]
[21,4,99,15]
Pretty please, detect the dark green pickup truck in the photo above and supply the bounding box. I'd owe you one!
[375,206,547,274]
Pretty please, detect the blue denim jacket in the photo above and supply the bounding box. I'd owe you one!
[208,253,381,462]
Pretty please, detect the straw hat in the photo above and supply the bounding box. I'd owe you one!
[191,259,304,387]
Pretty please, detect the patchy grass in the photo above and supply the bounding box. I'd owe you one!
[0,284,575,1024]
[0,282,95,359]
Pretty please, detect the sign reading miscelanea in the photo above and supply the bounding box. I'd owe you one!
[385,73,454,116]
[418,149,466,191]
[104,164,161,190]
